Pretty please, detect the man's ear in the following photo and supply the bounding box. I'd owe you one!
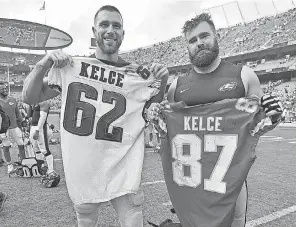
[92,26,96,36]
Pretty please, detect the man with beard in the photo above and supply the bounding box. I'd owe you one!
[0,82,26,174]
[146,13,283,227]
[22,5,168,227]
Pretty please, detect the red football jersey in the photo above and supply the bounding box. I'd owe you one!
[160,97,276,227]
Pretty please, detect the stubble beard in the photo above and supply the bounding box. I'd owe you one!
[96,35,122,55]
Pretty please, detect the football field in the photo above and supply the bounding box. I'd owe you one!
[0,114,295,227]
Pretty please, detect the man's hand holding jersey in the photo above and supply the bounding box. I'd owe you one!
[39,50,74,69]
[132,62,169,80]
[146,101,169,136]
[261,94,283,124]
[150,63,169,79]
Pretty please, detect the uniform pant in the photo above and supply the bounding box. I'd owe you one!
[30,125,50,156]
[0,127,25,162]
[0,127,24,146]
[74,189,144,227]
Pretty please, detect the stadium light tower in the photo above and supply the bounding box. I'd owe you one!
[272,0,278,14]
[253,0,260,17]
[221,5,230,27]
[236,1,246,25]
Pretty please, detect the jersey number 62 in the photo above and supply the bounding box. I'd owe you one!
[63,82,126,142]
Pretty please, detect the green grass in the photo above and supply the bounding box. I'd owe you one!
[0,117,295,227]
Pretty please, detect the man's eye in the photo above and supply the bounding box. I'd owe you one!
[189,38,197,44]
[200,34,209,39]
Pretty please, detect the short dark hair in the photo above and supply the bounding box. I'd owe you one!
[94,5,123,24]
[182,13,216,36]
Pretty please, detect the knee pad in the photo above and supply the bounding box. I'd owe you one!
[74,203,100,227]
[129,189,144,207]
[123,208,143,227]
[120,190,144,227]
[75,203,98,214]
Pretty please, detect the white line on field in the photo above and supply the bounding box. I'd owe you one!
[260,138,296,142]
[142,180,165,185]
[246,205,296,227]
[161,202,296,227]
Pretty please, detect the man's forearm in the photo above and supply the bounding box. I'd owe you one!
[37,111,48,131]
[22,61,51,105]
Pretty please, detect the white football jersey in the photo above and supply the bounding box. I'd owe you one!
[48,57,159,205]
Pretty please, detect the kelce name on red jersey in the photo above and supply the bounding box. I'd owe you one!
[184,116,223,132]
[79,62,125,88]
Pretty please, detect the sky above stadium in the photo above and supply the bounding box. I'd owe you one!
[0,0,296,55]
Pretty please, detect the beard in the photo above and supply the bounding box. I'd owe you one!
[189,39,219,67]
[96,34,123,55]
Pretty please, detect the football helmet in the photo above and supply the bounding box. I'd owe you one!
[8,159,47,178]
[41,171,60,188]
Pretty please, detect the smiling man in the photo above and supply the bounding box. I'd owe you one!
[22,5,169,227]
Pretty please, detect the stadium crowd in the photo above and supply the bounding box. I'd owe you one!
[120,8,296,66]
[0,7,294,68]
[0,51,43,65]
[0,7,295,119]
[0,8,296,67]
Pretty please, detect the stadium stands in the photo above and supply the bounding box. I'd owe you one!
[120,8,296,66]
[0,51,44,65]
[0,8,295,119]
[1,8,296,67]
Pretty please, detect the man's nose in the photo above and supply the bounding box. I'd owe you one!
[106,25,115,33]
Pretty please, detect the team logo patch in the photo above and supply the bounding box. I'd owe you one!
[219,82,237,92]
[9,102,14,105]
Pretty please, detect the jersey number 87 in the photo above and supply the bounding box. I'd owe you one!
[172,134,238,194]
[63,82,126,142]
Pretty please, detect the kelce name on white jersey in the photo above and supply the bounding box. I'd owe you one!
[184,116,223,132]
[79,62,125,88]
